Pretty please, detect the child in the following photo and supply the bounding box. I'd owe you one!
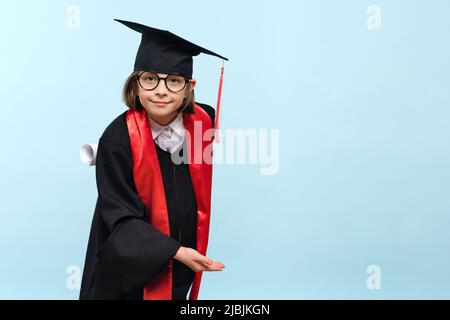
[80,19,227,300]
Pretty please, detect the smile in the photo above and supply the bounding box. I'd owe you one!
[152,101,170,107]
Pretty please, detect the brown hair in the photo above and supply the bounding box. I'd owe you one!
[122,70,195,114]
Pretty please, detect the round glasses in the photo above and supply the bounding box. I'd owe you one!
[137,71,189,93]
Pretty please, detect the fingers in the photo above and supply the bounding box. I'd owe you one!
[190,259,224,272]
[198,254,213,266]
[206,261,225,271]
[187,249,225,272]
[201,260,225,271]
[191,250,213,265]
[191,262,222,272]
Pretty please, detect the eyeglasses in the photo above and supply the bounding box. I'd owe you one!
[136,71,189,93]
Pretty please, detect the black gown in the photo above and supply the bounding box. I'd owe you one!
[79,103,215,300]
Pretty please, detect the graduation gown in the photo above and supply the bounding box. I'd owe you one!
[79,103,215,300]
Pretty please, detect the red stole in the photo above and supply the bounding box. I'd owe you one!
[126,104,214,300]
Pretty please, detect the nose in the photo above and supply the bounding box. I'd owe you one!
[154,78,169,96]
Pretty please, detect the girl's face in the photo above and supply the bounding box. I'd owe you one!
[137,72,196,125]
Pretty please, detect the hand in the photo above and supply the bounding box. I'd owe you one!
[173,246,225,272]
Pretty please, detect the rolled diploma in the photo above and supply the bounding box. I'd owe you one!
[80,143,98,166]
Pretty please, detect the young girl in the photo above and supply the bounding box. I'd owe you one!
[80,19,227,300]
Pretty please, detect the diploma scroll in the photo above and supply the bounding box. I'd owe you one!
[80,143,98,166]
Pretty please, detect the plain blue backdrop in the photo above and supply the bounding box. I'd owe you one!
[0,0,449,299]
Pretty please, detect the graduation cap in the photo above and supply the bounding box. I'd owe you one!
[114,19,228,79]
[114,19,228,139]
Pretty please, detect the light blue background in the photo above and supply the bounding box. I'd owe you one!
[0,0,449,299]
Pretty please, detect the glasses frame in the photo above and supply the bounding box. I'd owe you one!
[136,71,190,93]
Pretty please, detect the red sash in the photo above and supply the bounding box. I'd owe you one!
[126,104,214,300]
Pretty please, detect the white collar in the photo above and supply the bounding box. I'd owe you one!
[147,112,185,153]
[147,112,184,140]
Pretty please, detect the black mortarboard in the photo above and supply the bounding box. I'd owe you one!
[114,19,228,79]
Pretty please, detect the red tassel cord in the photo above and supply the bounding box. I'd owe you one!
[214,62,225,143]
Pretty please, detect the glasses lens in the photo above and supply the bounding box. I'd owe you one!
[139,72,159,90]
[166,74,186,92]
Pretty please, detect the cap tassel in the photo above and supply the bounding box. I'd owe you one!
[214,61,225,143]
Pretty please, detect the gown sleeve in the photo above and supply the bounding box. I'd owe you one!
[94,135,181,295]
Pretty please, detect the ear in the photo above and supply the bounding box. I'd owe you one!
[188,79,197,92]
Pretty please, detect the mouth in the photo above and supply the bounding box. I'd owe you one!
[151,101,170,107]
